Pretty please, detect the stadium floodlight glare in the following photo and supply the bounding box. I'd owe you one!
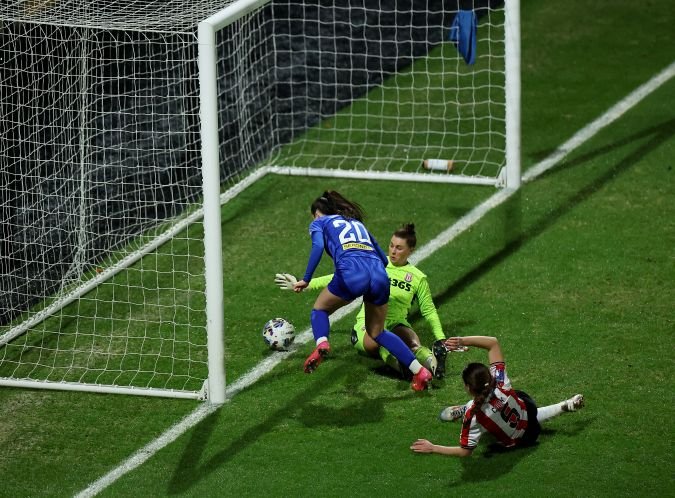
[0,0,520,403]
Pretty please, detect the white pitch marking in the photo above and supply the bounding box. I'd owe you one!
[73,302,363,498]
[523,60,675,183]
[74,59,675,498]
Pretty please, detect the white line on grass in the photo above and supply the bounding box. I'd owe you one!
[74,59,675,498]
[523,60,675,183]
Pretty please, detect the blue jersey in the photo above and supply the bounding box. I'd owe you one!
[302,214,388,284]
[311,215,382,262]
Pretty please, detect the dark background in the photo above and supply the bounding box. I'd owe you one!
[0,0,500,325]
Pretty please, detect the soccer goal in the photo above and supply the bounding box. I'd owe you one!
[0,0,519,403]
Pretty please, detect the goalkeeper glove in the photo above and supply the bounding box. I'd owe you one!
[274,273,298,290]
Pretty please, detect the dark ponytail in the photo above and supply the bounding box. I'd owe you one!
[310,190,365,221]
[462,362,495,409]
[393,223,417,249]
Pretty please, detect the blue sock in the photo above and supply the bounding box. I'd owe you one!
[310,309,330,343]
[374,330,415,367]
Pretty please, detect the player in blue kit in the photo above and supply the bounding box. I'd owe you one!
[292,191,433,391]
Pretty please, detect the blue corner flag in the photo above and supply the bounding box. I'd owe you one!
[449,10,477,65]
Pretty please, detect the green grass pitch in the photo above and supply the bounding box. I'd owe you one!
[0,0,673,496]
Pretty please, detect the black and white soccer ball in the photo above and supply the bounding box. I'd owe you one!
[262,318,296,351]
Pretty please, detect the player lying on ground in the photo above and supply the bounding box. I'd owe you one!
[276,223,458,380]
[289,191,433,391]
[410,335,584,457]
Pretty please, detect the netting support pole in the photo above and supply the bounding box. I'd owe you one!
[504,0,521,190]
[198,20,226,405]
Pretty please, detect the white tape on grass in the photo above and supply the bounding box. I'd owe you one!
[75,59,675,498]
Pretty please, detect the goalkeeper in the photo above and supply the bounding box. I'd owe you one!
[276,223,456,379]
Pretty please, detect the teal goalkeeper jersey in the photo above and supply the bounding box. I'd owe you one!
[308,258,445,341]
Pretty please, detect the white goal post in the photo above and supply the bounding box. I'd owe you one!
[0,0,520,403]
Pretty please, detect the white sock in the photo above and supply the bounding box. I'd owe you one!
[316,337,328,347]
[537,402,564,423]
[408,359,423,375]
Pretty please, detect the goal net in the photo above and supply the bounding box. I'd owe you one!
[0,0,518,400]
[260,0,519,186]
[0,0,226,399]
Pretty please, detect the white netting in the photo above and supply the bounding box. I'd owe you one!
[0,0,234,32]
[267,2,507,180]
[0,0,510,398]
[0,17,208,395]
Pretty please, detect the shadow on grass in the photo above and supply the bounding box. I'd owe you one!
[166,373,334,494]
[539,414,596,439]
[454,443,534,483]
[167,118,670,494]
[442,319,478,336]
[166,359,414,494]
[296,381,412,429]
[410,118,675,314]
[450,415,595,484]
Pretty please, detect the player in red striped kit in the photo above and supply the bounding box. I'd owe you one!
[410,336,584,457]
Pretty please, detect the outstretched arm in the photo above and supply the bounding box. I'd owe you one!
[410,439,473,457]
[307,274,333,290]
[274,273,333,291]
[295,231,325,292]
[445,336,503,364]
[415,277,444,341]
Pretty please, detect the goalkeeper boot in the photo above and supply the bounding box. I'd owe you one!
[431,340,449,379]
[303,341,331,373]
[411,366,433,391]
[439,405,466,422]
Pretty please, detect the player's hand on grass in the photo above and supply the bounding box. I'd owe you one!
[444,337,468,352]
[274,273,297,290]
[410,439,435,453]
[293,279,308,293]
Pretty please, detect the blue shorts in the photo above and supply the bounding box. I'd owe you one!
[327,256,390,306]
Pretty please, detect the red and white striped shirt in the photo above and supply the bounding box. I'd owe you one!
[459,362,529,449]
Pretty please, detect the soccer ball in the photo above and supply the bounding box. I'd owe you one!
[262,318,296,351]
